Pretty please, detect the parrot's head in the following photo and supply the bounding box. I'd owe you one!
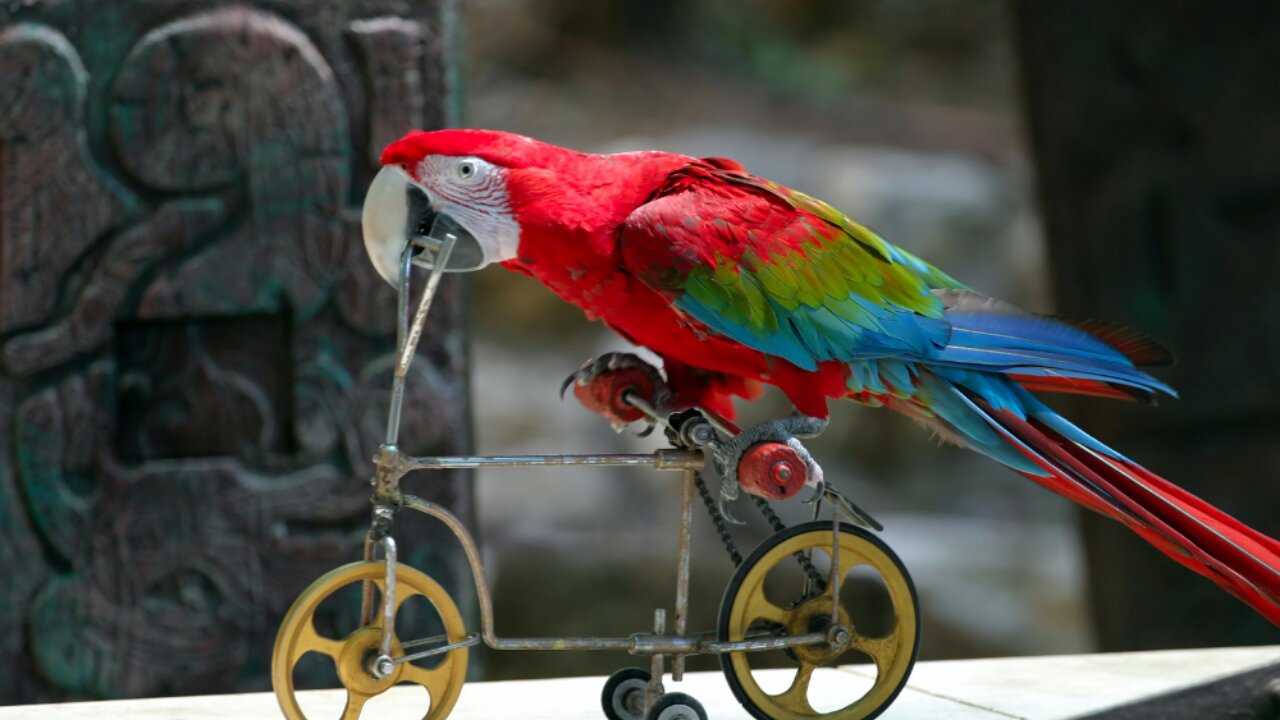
[361,128,570,284]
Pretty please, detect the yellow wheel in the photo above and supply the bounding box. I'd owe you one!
[272,561,468,720]
[718,522,919,720]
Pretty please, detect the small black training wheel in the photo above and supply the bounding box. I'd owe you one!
[646,692,708,720]
[602,666,653,720]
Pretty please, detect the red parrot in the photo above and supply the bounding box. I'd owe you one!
[361,128,1280,625]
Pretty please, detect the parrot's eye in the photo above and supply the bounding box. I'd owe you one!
[456,159,478,182]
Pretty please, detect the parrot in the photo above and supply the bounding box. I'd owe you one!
[361,128,1280,625]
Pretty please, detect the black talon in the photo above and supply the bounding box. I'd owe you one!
[559,370,579,400]
[718,496,745,525]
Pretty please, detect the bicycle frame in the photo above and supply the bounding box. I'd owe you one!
[358,233,843,688]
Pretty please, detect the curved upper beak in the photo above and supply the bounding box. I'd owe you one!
[361,165,487,285]
[361,165,415,284]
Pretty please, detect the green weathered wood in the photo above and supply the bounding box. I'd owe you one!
[0,0,469,702]
[1013,0,1280,648]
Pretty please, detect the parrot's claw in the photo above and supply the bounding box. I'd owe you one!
[801,475,826,504]
[716,465,746,524]
[711,413,828,503]
[718,495,746,525]
[558,372,577,401]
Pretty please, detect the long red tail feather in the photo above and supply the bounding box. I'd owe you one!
[987,406,1280,624]
[1008,373,1143,402]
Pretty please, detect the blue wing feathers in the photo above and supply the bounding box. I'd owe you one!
[935,309,1176,397]
[921,366,1138,474]
[946,312,1121,359]
[915,371,1044,474]
[680,282,1173,401]
[675,290,950,371]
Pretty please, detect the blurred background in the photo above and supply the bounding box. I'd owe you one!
[1,0,1277,705]
[460,0,1072,679]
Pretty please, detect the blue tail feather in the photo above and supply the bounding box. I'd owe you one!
[933,306,1176,398]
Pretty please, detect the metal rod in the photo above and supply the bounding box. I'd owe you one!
[397,494,831,657]
[699,631,828,654]
[671,467,696,681]
[691,405,740,437]
[400,632,452,650]
[395,451,703,471]
[391,633,482,665]
[623,393,671,431]
[647,610,666,714]
[487,637,636,651]
[625,391,740,442]
[408,631,829,655]
[400,494,501,648]
[384,234,456,446]
[830,511,842,627]
[379,536,398,660]
[384,247,415,446]
[360,533,377,626]
[397,234,455,380]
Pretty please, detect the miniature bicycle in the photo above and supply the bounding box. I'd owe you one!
[271,230,922,720]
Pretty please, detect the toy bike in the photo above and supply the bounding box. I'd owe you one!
[271,230,921,720]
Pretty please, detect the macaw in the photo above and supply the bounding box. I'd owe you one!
[362,128,1280,624]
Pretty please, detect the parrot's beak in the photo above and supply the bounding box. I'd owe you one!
[361,165,487,284]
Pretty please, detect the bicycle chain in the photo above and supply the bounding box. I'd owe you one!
[751,496,828,591]
[693,470,743,567]
[693,471,828,593]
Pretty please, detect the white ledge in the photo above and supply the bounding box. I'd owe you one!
[2,645,1277,719]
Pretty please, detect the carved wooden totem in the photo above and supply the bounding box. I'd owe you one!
[0,0,470,702]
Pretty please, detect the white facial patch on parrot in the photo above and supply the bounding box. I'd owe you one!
[361,157,520,285]
[415,155,521,263]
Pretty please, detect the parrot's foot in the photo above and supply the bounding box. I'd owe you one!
[561,352,669,432]
[711,414,828,518]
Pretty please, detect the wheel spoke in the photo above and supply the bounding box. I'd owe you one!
[743,593,788,627]
[400,654,458,702]
[770,662,816,714]
[294,618,344,662]
[341,690,369,720]
[851,624,901,675]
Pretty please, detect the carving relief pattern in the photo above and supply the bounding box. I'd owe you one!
[0,0,463,702]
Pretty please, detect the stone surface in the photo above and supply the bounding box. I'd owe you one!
[0,0,466,703]
[2,645,1276,719]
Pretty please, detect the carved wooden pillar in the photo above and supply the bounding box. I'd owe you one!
[0,0,469,701]
[1013,1,1280,648]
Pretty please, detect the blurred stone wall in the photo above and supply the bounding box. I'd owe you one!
[0,0,469,702]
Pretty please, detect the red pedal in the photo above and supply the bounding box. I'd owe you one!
[572,367,657,425]
[737,442,807,500]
